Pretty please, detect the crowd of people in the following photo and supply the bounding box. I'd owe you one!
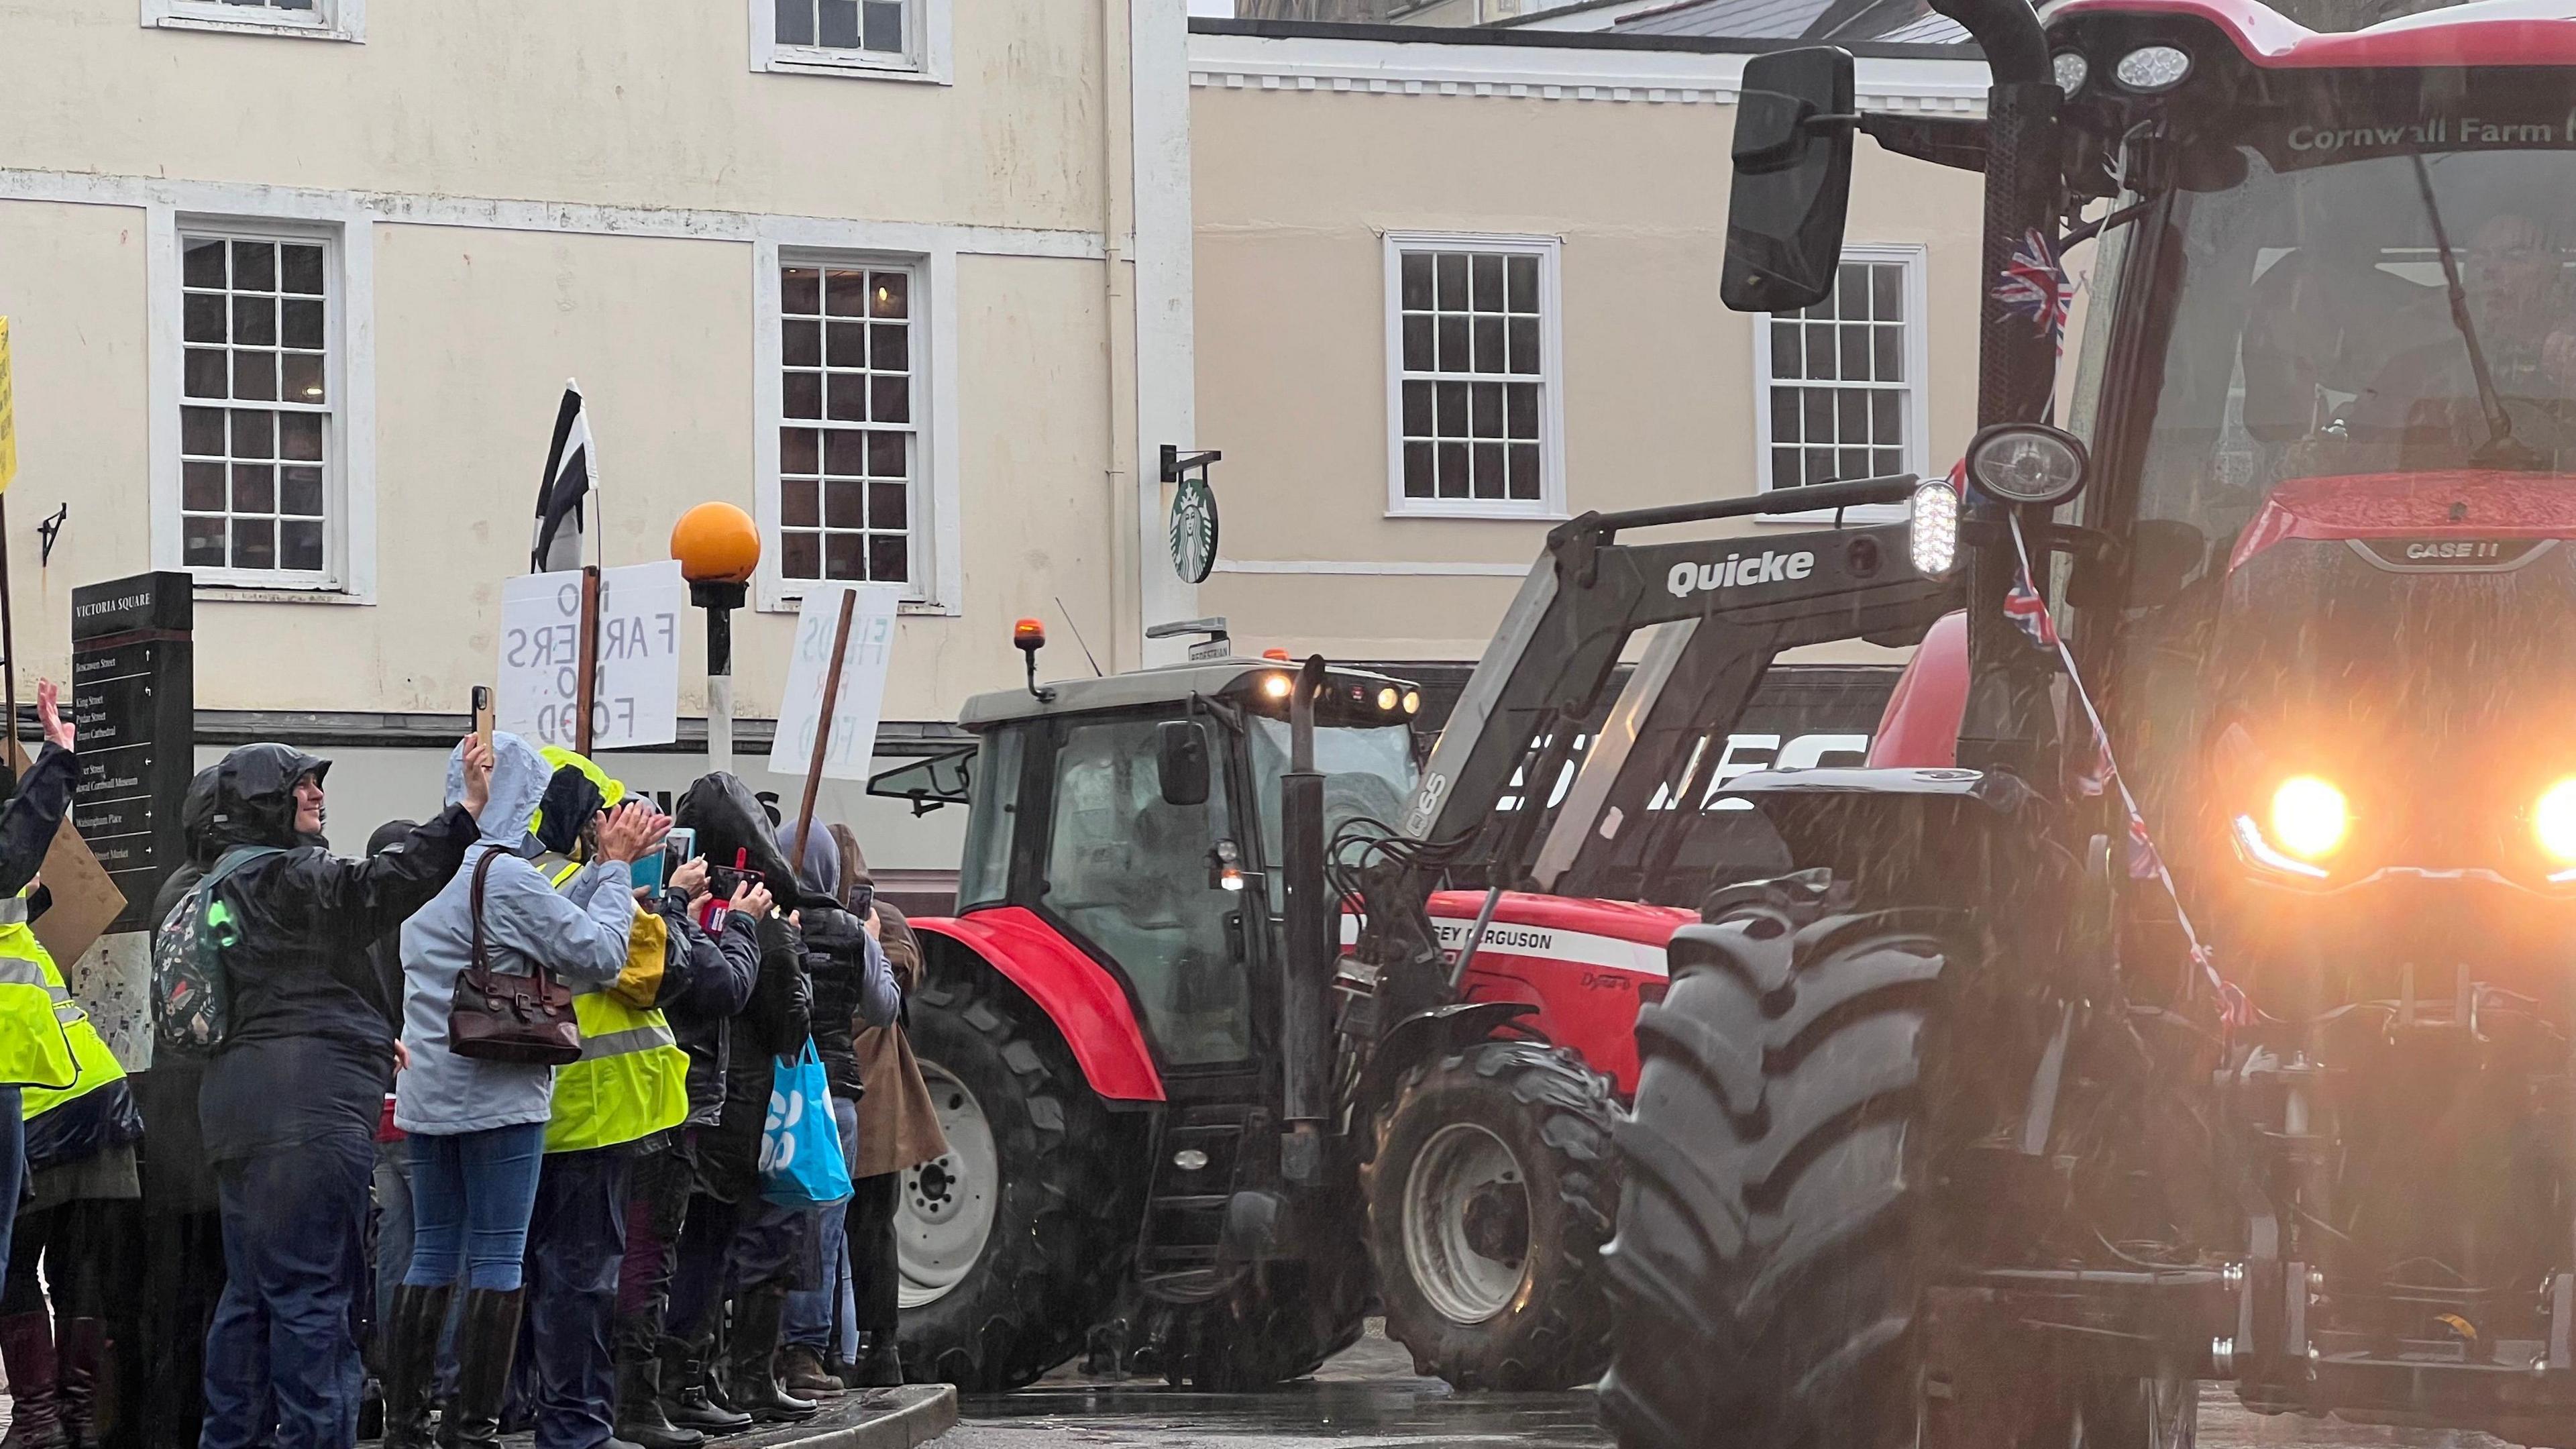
[0,694,948,1449]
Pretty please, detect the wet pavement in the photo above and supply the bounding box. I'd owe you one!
[933,1324,2530,1449]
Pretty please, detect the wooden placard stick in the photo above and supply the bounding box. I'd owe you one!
[0,496,17,789]
[574,564,602,756]
[791,588,860,871]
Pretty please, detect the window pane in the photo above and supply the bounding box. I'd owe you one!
[230,410,274,460]
[1472,317,1504,374]
[1401,254,1434,311]
[784,372,822,420]
[1873,447,1904,478]
[867,533,909,582]
[1401,380,1432,437]
[182,407,226,455]
[233,350,277,401]
[1772,386,1800,445]
[824,270,870,318]
[869,480,906,529]
[280,244,324,296]
[862,0,904,52]
[825,480,865,527]
[1472,442,1504,499]
[183,239,226,289]
[280,520,325,572]
[782,480,820,528]
[185,350,227,399]
[784,320,821,368]
[1437,442,1468,498]
[1835,263,1864,319]
[1840,447,1869,480]
[1805,323,1837,380]
[1805,447,1833,486]
[184,517,226,568]
[1874,325,1903,382]
[1770,321,1801,378]
[1507,442,1540,500]
[1470,382,1501,439]
[871,323,908,372]
[1870,262,1902,321]
[1507,317,1539,376]
[776,0,814,45]
[1436,253,1467,309]
[1801,388,1833,439]
[824,430,866,476]
[867,429,905,478]
[185,294,227,343]
[1836,390,1869,443]
[231,464,275,513]
[282,298,323,350]
[183,462,225,512]
[1434,381,1465,437]
[825,533,865,580]
[1403,316,1433,374]
[1471,254,1505,311]
[825,370,871,429]
[1402,441,1434,497]
[1436,317,1467,373]
[818,0,859,49]
[782,267,821,315]
[870,376,909,424]
[1838,325,1868,380]
[1507,254,1538,313]
[1871,390,1901,444]
[1772,449,1800,492]
[232,241,275,292]
[826,321,867,367]
[782,427,820,475]
[282,353,325,402]
[1505,382,1537,440]
[781,531,822,580]
[232,296,276,347]
[230,519,276,570]
[281,466,325,516]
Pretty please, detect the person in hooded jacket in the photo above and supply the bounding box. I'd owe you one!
[627,858,763,1446]
[381,733,662,1449]
[186,735,494,1449]
[775,824,899,1397]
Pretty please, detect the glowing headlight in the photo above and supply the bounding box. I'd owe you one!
[1909,478,1959,577]
[2535,777,2576,880]
[1262,673,1292,700]
[2269,776,2350,861]
[2114,44,2191,93]
[1402,690,1421,716]
[1377,686,1400,712]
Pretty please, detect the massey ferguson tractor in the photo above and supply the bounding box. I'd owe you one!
[867,472,1950,1389]
[1595,0,2576,1446]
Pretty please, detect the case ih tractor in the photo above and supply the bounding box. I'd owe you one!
[1595,0,2576,1446]
[870,456,1950,1392]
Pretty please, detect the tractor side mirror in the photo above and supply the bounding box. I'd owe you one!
[1721,47,1860,314]
[1157,719,1212,808]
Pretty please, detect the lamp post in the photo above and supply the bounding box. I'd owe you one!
[670,502,761,776]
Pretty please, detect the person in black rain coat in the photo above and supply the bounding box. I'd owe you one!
[193,739,492,1449]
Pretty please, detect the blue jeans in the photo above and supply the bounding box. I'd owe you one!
[404,1122,548,1292]
[783,1097,859,1357]
[201,1131,375,1449]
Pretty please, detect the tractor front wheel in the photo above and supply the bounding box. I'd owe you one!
[896,957,1142,1393]
[1366,1038,1620,1390]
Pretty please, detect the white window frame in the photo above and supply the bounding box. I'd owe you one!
[750,0,953,85]
[1750,243,1930,524]
[141,0,364,42]
[1382,230,1568,521]
[148,207,377,602]
[752,240,961,616]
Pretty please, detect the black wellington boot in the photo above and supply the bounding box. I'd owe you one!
[721,1287,816,1424]
[445,1288,526,1449]
[380,1283,456,1449]
[659,1337,751,1435]
[614,1316,706,1449]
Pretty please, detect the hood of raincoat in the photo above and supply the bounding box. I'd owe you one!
[775,820,841,900]
[531,747,623,856]
[675,771,827,909]
[366,818,419,859]
[443,731,550,852]
[207,743,331,851]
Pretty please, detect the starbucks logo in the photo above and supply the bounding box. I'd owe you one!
[1171,475,1218,585]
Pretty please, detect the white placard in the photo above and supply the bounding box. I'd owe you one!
[769,583,900,783]
[498,559,686,751]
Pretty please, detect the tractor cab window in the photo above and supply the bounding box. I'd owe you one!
[1040,715,1251,1066]
[1244,715,1419,888]
[954,727,1024,910]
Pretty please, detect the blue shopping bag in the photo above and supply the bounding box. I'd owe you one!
[760,1041,853,1208]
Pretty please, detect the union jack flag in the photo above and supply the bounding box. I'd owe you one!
[2003,574,2059,649]
[2127,812,2164,881]
[2070,733,2114,798]
[1993,228,2076,343]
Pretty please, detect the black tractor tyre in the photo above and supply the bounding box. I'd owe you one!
[898,955,1144,1393]
[1599,881,1969,1449]
[1147,1255,1375,1390]
[1364,1038,1620,1390]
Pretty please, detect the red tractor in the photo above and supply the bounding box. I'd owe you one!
[1601,1,2576,1445]
[869,450,1947,1393]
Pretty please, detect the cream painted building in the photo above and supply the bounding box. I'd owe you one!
[0,0,1205,895]
[1187,19,1988,684]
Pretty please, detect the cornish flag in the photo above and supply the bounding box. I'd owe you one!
[531,382,598,574]
[2003,574,2059,649]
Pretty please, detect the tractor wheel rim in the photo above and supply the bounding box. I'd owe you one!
[896,1059,1000,1309]
[1402,1121,1530,1326]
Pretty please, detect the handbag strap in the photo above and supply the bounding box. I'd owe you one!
[468,848,503,977]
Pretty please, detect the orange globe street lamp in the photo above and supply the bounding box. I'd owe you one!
[671,502,761,773]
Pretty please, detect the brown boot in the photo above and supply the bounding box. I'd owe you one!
[774,1343,845,1399]
[0,1312,66,1449]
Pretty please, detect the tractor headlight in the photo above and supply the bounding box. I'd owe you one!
[1909,477,1959,577]
[2535,777,2576,881]
[2233,775,2350,881]
[2113,44,2191,93]
[1966,423,2091,507]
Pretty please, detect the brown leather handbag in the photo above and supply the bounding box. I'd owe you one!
[447,849,584,1067]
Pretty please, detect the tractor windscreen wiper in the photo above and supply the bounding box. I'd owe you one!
[2406,151,2545,471]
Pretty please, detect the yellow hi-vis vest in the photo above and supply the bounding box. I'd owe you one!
[0,901,78,1094]
[1,908,125,1118]
[537,855,689,1155]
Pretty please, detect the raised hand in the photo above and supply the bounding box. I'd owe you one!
[36,680,72,752]
[458,735,495,818]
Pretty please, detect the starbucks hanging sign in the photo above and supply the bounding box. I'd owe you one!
[1162,445,1222,586]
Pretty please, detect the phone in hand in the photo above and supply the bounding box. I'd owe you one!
[645,828,697,894]
[470,686,494,756]
[630,849,665,892]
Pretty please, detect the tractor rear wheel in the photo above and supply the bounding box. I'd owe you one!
[1600,883,1968,1449]
[1148,1256,1375,1389]
[896,957,1141,1393]
[1366,1039,1619,1390]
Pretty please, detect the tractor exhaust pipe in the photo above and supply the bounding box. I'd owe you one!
[1280,654,1333,1185]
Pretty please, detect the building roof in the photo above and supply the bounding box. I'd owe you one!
[1613,0,1972,41]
